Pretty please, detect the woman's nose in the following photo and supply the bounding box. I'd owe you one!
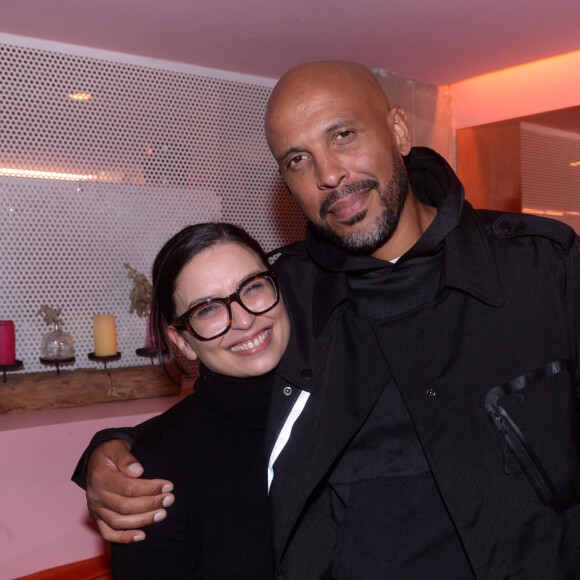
[230,301,255,330]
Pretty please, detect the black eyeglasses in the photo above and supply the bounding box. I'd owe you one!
[172,270,280,341]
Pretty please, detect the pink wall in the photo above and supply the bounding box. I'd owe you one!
[453,50,580,129]
[0,390,190,579]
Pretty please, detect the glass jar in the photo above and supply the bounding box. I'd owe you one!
[40,322,75,360]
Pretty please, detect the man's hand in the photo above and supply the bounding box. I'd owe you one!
[86,439,175,543]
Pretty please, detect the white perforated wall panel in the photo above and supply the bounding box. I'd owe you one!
[0,39,306,373]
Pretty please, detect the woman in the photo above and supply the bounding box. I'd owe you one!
[111,223,291,579]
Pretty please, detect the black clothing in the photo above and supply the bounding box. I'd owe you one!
[74,148,580,579]
[267,147,580,578]
[320,157,474,578]
[110,365,274,580]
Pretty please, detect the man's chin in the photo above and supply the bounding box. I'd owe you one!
[311,219,391,256]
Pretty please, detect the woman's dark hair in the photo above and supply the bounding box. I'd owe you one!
[150,222,269,373]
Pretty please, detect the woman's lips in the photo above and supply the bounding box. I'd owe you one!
[229,328,271,353]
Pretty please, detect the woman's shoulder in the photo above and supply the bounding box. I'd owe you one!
[131,393,209,461]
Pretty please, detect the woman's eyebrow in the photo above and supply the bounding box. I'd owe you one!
[184,269,264,308]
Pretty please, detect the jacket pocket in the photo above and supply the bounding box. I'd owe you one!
[485,359,580,510]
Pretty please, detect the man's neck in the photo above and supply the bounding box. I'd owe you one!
[371,192,437,262]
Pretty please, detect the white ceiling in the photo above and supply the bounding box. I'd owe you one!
[2,0,579,132]
[1,0,579,85]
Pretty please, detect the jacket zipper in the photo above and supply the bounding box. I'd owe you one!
[490,409,554,504]
[485,360,570,507]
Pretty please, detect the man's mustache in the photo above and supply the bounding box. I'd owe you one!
[319,179,379,220]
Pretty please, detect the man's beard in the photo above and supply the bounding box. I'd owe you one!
[310,150,409,255]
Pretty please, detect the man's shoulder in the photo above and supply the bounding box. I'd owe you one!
[268,240,317,277]
[268,240,308,262]
[474,209,577,251]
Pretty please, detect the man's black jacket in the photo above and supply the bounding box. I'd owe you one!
[74,148,580,579]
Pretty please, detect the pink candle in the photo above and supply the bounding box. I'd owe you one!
[0,320,16,365]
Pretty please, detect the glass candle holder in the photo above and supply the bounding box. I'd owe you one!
[40,322,75,360]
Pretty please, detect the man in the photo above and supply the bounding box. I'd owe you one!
[74,61,580,578]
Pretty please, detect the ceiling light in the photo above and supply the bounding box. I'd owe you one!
[68,92,92,101]
[0,168,97,180]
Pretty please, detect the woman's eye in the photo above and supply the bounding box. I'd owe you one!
[193,303,221,319]
[242,281,266,296]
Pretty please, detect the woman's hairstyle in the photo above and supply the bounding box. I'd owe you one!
[150,222,269,372]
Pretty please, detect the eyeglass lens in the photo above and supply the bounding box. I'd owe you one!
[189,274,278,339]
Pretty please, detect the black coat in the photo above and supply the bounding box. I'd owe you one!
[74,148,580,579]
[267,148,580,579]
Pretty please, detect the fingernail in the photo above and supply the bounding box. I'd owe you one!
[127,462,142,475]
[154,511,166,523]
[163,495,174,508]
[161,484,173,493]
[133,533,145,542]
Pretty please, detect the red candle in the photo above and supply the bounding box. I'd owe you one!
[0,320,16,365]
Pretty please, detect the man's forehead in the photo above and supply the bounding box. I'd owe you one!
[267,70,385,129]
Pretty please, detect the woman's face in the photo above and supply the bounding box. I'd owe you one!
[168,243,291,378]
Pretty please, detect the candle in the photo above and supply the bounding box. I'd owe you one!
[93,315,117,357]
[0,320,16,365]
[144,313,154,349]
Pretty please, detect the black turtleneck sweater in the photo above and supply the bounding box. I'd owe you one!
[110,365,274,579]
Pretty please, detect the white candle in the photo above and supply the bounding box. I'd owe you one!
[93,315,117,357]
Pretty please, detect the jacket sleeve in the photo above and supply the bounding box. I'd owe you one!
[70,425,145,489]
[567,236,580,400]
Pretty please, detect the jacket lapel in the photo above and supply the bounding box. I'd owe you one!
[269,309,388,562]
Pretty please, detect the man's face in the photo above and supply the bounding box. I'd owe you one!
[266,78,411,256]
[308,142,409,254]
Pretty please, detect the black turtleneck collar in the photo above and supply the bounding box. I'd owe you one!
[194,363,274,420]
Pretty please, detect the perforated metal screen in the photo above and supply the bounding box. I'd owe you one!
[0,39,306,373]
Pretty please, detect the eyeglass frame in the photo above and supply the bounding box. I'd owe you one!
[171,269,280,341]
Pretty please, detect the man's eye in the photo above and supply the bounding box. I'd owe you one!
[287,155,306,168]
[337,130,353,140]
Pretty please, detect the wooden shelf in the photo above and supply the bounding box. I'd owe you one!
[0,364,182,414]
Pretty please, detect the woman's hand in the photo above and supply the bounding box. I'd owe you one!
[86,440,175,543]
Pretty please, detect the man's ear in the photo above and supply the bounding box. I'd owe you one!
[388,105,412,156]
[167,326,199,361]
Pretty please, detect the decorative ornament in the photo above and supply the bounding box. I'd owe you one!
[38,305,75,360]
[124,263,153,318]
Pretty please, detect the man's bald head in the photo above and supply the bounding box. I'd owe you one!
[262,60,432,262]
[265,61,390,151]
